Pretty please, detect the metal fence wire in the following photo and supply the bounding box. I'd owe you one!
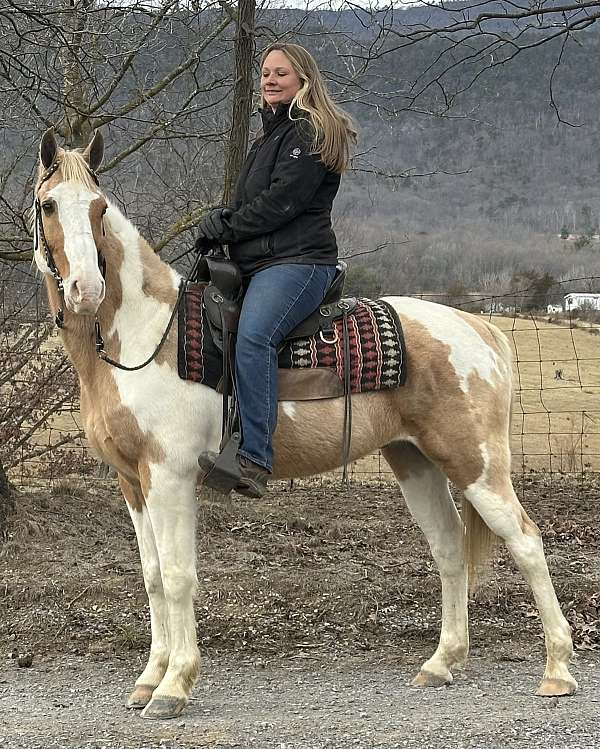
[3,269,600,487]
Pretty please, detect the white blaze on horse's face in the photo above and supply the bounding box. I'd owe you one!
[43,182,107,315]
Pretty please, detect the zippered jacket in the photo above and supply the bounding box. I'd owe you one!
[221,102,340,277]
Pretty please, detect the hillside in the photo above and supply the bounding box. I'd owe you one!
[1,6,599,295]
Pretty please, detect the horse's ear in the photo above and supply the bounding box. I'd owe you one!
[40,128,58,169]
[82,130,104,171]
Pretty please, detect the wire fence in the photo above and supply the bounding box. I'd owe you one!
[3,269,600,488]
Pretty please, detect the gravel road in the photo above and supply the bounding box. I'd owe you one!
[1,650,599,749]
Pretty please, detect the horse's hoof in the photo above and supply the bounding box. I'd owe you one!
[411,669,452,688]
[536,677,577,697]
[141,695,187,720]
[126,684,155,709]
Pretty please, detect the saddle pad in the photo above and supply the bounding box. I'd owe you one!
[177,283,407,398]
[277,297,406,393]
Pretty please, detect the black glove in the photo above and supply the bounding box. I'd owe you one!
[198,207,233,242]
[194,234,216,255]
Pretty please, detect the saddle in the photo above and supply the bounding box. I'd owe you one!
[185,248,406,495]
[192,250,355,495]
[197,253,356,351]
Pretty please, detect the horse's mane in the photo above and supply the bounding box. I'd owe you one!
[56,150,98,190]
[35,149,98,191]
[31,149,102,261]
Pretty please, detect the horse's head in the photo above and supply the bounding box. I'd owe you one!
[34,129,107,315]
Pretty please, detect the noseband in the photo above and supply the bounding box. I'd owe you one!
[34,160,106,329]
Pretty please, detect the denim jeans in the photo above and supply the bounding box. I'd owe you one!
[236,263,338,471]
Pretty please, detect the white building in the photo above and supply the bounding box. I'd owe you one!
[563,293,600,312]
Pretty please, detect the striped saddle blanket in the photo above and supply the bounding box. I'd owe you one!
[177,284,407,400]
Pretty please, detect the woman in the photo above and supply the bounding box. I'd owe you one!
[196,42,357,498]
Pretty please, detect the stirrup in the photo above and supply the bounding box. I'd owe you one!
[198,432,241,495]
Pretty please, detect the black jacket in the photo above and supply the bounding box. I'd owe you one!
[222,103,340,277]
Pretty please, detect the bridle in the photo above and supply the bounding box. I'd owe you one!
[34,160,106,330]
[35,160,200,373]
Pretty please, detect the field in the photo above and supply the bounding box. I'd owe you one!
[494,315,600,472]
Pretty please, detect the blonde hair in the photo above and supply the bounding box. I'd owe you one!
[260,43,357,174]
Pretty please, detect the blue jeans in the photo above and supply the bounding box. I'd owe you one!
[236,263,338,471]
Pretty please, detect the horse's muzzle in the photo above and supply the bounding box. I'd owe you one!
[64,277,105,315]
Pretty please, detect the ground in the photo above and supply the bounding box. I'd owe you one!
[1,473,599,748]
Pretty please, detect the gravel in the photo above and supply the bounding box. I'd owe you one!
[1,650,599,749]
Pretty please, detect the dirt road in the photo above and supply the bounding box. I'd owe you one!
[2,649,600,749]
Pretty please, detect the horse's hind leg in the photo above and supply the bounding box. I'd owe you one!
[382,441,469,687]
[463,469,577,696]
[119,475,169,710]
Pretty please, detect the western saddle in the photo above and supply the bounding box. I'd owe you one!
[194,248,356,494]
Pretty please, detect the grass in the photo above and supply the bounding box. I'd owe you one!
[494,314,600,471]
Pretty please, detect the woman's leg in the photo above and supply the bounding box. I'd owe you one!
[236,263,337,472]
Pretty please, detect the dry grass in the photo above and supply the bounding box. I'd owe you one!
[1,474,599,659]
[493,314,600,471]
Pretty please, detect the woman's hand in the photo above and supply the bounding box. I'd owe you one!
[197,207,233,241]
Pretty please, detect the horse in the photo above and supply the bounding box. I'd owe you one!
[32,129,577,720]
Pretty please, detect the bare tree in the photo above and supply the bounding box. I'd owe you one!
[222,0,256,205]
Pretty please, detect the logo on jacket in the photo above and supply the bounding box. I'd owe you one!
[290,148,302,159]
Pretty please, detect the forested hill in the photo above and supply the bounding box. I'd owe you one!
[1,4,600,298]
[297,16,600,296]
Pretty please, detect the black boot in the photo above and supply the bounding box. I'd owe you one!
[236,456,270,499]
[198,450,269,498]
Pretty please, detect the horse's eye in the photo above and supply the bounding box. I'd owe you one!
[42,201,54,214]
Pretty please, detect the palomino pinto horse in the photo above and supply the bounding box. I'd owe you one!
[33,130,576,720]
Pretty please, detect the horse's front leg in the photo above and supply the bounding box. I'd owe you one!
[139,466,200,720]
[119,475,170,710]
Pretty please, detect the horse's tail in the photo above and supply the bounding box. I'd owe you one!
[463,319,513,591]
[463,500,496,593]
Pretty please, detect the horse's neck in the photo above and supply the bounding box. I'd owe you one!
[101,203,180,327]
[51,203,180,386]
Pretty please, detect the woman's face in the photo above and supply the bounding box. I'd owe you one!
[261,50,302,110]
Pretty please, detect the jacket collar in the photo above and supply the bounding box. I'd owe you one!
[260,101,296,135]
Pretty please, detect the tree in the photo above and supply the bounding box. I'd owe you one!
[0,0,237,262]
[344,265,382,299]
[580,204,595,236]
[0,460,15,540]
[512,270,557,311]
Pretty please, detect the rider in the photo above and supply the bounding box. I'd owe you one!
[196,42,357,498]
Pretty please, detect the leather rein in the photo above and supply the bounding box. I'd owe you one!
[35,162,199,373]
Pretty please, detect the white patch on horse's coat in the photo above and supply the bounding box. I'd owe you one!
[47,183,105,307]
[104,205,222,472]
[281,402,296,420]
[383,296,505,393]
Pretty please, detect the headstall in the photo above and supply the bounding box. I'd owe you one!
[34,161,105,329]
[35,158,201,373]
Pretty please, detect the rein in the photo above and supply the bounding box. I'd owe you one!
[36,161,199,373]
[94,255,202,372]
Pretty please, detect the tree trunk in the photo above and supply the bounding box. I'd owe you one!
[59,0,95,147]
[0,461,15,539]
[222,0,256,205]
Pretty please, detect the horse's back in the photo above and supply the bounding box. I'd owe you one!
[381,295,512,394]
